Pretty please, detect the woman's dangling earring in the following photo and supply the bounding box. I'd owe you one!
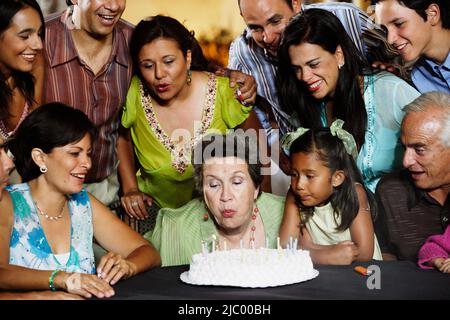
[338,63,344,70]
[40,165,48,173]
[186,69,192,85]
[249,205,259,244]
[252,206,259,218]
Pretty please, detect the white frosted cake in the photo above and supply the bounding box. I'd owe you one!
[180,248,319,288]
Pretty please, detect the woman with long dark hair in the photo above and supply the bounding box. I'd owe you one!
[278,9,420,192]
[0,0,44,142]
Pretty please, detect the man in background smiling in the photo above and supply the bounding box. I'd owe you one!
[43,0,135,207]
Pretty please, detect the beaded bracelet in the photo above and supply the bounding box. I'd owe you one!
[49,269,60,292]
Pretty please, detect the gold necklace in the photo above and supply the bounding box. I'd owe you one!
[34,198,67,222]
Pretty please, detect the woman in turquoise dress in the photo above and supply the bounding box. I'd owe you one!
[277,9,420,193]
[0,140,81,299]
[0,103,160,299]
[146,132,285,267]
[119,16,266,220]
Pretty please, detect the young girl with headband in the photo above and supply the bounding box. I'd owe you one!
[279,120,382,264]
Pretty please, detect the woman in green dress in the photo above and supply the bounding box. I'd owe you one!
[120,16,266,221]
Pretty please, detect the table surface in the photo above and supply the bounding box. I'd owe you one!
[111,261,450,300]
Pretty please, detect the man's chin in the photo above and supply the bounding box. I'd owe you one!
[408,172,428,188]
[261,44,279,57]
[267,48,278,57]
[411,179,435,191]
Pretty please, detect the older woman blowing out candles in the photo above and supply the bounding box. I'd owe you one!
[146,132,284,267]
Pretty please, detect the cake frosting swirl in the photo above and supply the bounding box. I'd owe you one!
[180,248,319,288]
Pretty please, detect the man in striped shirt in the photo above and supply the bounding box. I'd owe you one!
[229,0,387,137]
[43,0,133,206]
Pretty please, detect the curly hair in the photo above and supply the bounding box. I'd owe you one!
[191,131,263,198]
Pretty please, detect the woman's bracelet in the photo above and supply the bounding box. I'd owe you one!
[48,269,60,291]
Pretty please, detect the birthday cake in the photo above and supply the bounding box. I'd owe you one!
[180,248,319,288]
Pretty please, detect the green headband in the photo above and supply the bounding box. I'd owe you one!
[280,119,358,160]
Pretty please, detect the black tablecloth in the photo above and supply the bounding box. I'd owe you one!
[111,261,450,300]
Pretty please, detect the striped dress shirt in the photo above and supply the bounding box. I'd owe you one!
[228,2,383,135]
[43,12,134,182]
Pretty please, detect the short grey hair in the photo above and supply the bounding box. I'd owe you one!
[403,91,450,148]
[191,131,263,197]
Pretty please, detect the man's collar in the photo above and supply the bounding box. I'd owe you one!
[113,25,130,68]
[50,11,129,68]
[264,49,278,65]
[415,50,450,75]
[441,51,450,69]
[405,172,450,209]
[49,11,78,67]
